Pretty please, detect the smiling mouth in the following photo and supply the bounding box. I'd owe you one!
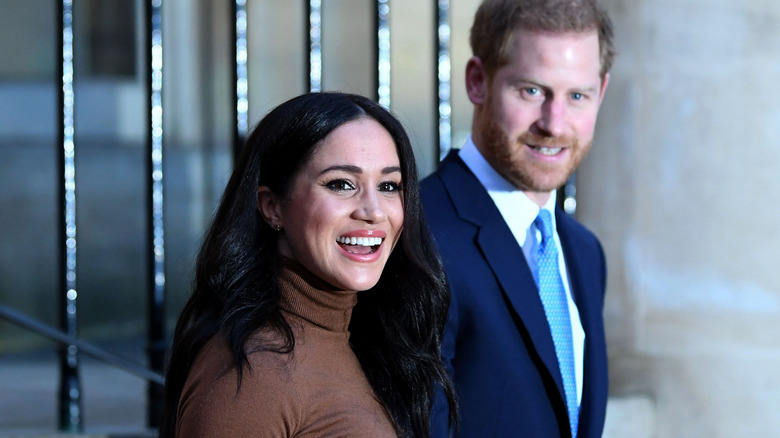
[336,236,383,255]
[530,145,563,156]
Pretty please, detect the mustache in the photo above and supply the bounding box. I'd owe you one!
[516,132,577,148]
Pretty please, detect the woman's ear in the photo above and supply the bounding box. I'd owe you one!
[257,186,283,231]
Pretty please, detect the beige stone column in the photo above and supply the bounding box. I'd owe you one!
[580,1,780,436]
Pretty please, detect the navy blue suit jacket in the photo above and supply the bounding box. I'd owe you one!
[422,151,608,438]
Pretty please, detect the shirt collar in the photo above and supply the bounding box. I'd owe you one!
[459,136,557,247]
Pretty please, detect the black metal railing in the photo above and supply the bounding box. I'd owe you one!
[307,0,322,93]
[144,0,167,428]
[0,304,165,386]
[435,0,453,160]
[56,0,81,431]
[232,0,250,159]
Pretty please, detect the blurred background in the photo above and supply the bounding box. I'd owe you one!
[0,0,778,436]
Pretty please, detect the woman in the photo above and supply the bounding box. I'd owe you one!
[162,92,457,437]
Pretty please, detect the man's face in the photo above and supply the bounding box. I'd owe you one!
[471,29,608,205]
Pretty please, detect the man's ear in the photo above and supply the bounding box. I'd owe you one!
[257,186,283,230]
[465,56,489,105]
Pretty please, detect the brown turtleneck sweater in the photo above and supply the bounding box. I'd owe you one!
[176,260,398,437]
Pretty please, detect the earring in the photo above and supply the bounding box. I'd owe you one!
[272,223,281,231]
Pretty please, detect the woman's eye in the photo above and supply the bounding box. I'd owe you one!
[325,179,355,192]
[378,181,402,192]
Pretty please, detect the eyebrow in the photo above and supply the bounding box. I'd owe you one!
[517,78,600,95]
[320,165,402,175]
[572,85,600,94]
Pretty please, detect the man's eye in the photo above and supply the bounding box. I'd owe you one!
[571,92,584,100]
[379,181,401,192]
[524,87,540,96]
[325,179,355,192]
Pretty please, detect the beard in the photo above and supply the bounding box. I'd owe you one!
[478,106,590,193]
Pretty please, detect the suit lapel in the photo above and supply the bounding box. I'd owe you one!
[437,152,568,402]
[557,210,608,432]
[557,210,601,346]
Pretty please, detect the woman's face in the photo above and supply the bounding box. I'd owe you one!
[266,117,404,291]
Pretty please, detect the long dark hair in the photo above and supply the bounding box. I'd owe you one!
[161,92,458,437]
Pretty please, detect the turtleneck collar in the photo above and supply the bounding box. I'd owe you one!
[277,257,358,333]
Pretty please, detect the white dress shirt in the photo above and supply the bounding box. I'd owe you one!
[459,137,585,405]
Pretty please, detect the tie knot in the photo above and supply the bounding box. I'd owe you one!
[534,209,554,244]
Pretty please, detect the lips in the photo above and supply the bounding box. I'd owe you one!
[336,234,385,256]
[337,236,383,246]
[530,145,563,156]
[518,132,574,157]
[337,236,383,255]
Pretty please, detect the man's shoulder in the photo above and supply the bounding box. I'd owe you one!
[556,209,606,272]
[420,151,478,201]
[420,168,443,194]
[420,155,460,208]
[420,157,484,248]
[420,168,458,232]
[557,209,600,242]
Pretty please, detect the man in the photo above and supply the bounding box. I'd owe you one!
[421,0,614,437]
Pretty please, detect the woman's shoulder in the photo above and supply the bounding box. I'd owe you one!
[176,326,398,437]
[175,331,305,437]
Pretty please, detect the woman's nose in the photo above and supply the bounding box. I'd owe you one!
[352,190,388,223]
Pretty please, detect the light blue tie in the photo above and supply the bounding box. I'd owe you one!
[534,209,578,437]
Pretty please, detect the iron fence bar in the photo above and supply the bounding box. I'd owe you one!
[560,173,577,215]
[307,0,323,92]
[57,0,82,432]
[145,0,166,428]
[375,0,390,107]
[0,305,165,385]
[435,0,452,160]
[233,0,249,159]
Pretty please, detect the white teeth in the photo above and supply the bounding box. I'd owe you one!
[535,146,562,156]
[337,236,383,246]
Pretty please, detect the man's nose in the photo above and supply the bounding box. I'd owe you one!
[537,97,567,137]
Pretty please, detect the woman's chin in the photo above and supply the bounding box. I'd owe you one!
[328,269,383,292]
